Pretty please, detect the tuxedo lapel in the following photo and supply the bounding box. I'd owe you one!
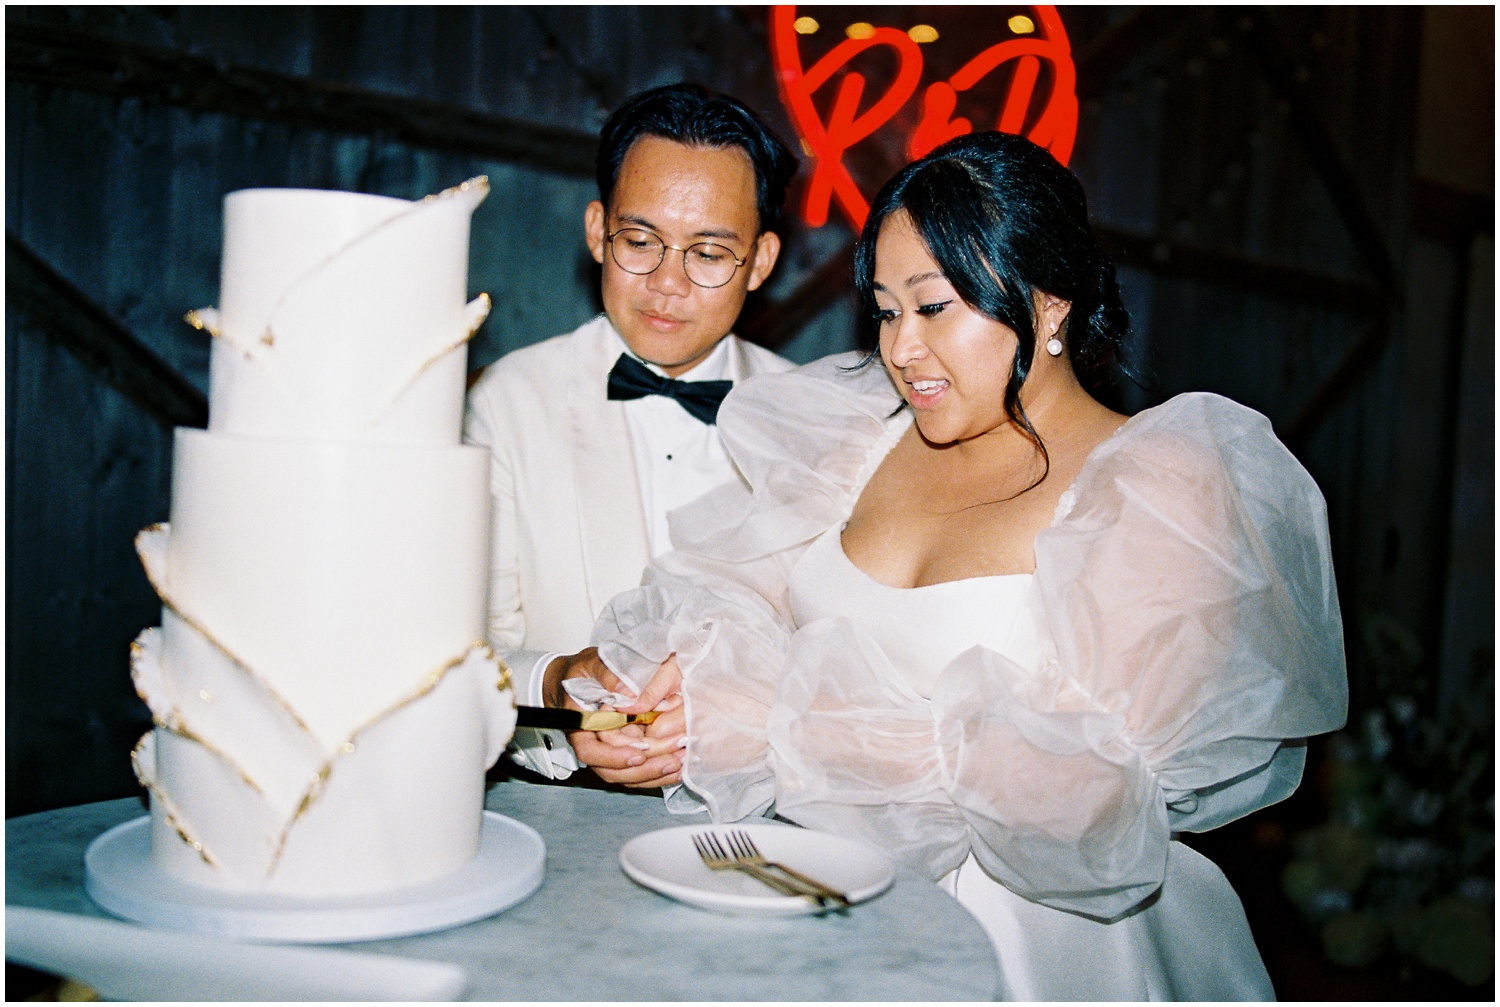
[568,318,652,621]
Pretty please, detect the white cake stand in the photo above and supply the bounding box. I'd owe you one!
[83,811,545,944]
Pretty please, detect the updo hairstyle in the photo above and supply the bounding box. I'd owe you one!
[853,131,1131,453]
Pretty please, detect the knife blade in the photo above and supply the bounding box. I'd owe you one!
[514,706,660,732]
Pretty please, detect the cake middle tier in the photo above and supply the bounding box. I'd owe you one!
[152,428,491,747]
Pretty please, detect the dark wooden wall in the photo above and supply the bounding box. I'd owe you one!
[6,3,1490,839]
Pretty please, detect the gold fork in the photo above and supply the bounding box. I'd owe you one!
[727,830,852,910]
[691,832,827,907]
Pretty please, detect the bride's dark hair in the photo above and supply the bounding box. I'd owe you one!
[853,131,1131,476]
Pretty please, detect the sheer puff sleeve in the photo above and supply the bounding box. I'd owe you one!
[770,392,1348,919]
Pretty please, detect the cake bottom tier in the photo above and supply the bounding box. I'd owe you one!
[133,638,516,897]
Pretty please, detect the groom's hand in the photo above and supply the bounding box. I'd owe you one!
[541,648,623,709]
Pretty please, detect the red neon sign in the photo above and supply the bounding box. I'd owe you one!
[771,6,1079,231]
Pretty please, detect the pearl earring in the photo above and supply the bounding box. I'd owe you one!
[1046,336,1063,356]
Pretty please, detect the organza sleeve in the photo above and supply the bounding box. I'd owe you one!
[768,394,1348,919]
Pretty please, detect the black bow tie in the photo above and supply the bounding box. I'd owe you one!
[606,354,732,425]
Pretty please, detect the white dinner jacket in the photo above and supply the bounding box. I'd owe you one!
[463,314,792,777]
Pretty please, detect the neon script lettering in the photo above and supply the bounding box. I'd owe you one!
[771,5,1079,230]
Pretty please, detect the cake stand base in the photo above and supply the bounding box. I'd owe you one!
[83,811,545,944]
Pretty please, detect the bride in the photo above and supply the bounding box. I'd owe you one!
[558,131,1348,1000]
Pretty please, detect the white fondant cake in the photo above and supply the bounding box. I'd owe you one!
[130,178,517,897]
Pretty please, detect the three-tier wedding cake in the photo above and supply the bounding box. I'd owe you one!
[127,178,516,898]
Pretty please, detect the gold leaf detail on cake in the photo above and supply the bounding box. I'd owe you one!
[183,308,222,336]
[488,642,514,694]
[150,719,266,798]
[131,740,220,869]
[364,293,491,429]
[134,526,317,739]
[257,175,488,372]
[198,689,213,703]
[186,306,264,359]
[129,731,154,787]
[165,810,216,866]
[129,628,171,720]
[267,763,332,873]
[259,327,275,347]
[296,766,333,817]
[267,642,496,873]
[423,176,490,203]
[466,292,492,335]
[358,644,479,726]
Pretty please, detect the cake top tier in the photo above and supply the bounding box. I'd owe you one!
[193,178,490,445]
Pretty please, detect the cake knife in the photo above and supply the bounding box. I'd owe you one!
[514,707,660,732]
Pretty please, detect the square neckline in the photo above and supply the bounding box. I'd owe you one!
[837,404,1135,590]
[832,523,1032,592]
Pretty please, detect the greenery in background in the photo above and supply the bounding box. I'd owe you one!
[1281,613,1494,986]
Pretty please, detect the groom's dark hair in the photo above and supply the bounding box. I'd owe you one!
[596,83,798,235]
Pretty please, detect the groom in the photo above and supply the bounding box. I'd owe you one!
[464,84,797,786]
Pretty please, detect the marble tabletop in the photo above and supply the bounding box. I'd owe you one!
[6,777,1001,1001]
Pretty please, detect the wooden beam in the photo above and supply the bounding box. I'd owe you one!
[1230,8,1405,302]
[1221,8,1418,443]
[1279,309,1390,450]
[6,233,209,430]
[5,22,598,178]
[1282,181,1490,450]
[1096,226,1379,314]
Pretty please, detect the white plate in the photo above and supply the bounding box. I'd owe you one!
[618,822,894,916]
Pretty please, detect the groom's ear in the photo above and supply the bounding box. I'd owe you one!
[745,231,782,292]
[585,201,608,265]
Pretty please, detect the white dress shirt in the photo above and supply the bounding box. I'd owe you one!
[615,331,735,559]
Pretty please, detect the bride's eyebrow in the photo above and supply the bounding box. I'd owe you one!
[905,271,946,288]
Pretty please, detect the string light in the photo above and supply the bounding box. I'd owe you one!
[845,22,876,40]
[908,24,939,43]
[1008,15,1035,34]
[794,16,818,34]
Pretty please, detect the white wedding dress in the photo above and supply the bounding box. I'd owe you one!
[593,353,1348,1001]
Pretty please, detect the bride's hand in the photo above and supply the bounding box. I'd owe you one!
[619,655,682,714]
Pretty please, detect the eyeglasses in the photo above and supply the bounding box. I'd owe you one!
[606,227,747,289]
